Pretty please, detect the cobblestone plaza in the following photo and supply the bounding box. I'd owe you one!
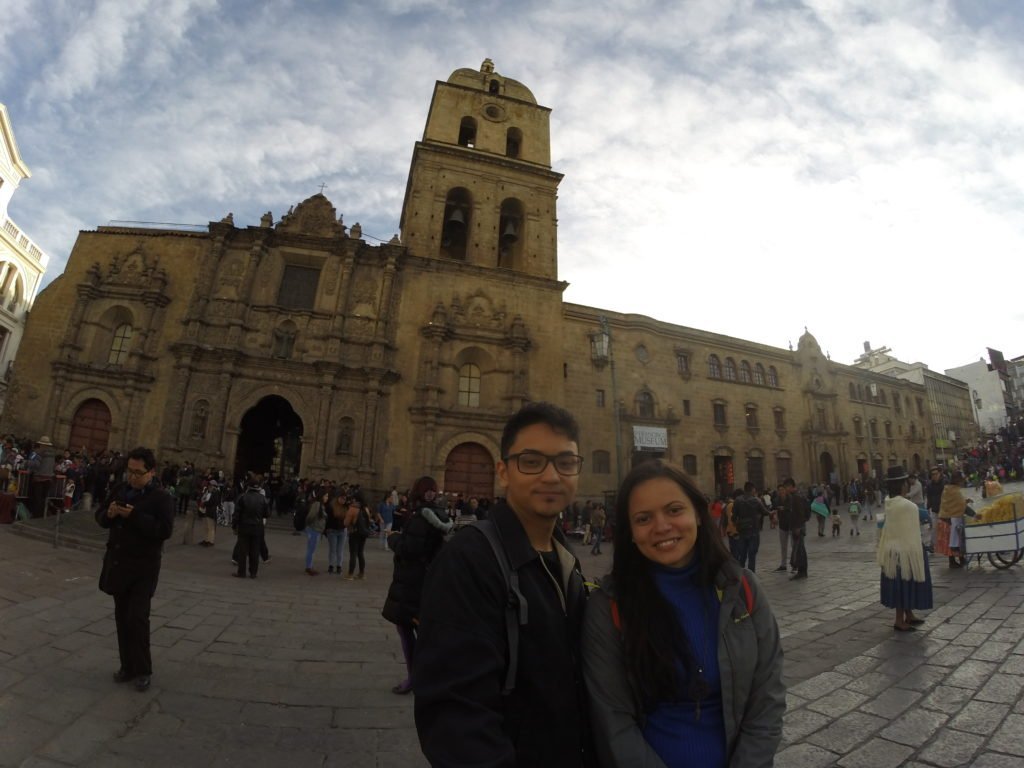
[2,489,1023,767]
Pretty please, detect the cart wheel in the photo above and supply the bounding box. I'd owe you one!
[988,551,1022,569]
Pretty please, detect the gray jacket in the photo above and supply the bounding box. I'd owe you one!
[582,564,785,768]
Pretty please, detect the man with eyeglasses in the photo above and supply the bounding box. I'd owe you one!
[96,447,174,692]
[414,401,595,767]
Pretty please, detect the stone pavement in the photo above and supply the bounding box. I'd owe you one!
[1,486,1022,767]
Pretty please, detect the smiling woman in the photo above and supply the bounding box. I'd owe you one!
[582,459,785,768]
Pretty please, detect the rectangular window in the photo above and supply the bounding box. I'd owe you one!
[773,409,785,430]
[713,403,727,426]
[277,265,320,310]
[745,407,758,428]
[676,353,689,374]
[682,399,691,416]
[596,389,605,407]
[683,454,698,476]
[916,398,924,417]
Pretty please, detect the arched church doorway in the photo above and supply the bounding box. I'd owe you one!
[444,442,495,501]
[819,451,835,485]
[234,396,303,481]
[69,399,112,455]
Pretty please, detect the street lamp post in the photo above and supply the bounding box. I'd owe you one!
[593,317,624,491]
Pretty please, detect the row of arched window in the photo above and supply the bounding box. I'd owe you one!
[441,187,524,266]
[852,417,919,441]
[587,451,791,485]
[457,116,523,159]
[708,355,778,387]
[849,383,926,418]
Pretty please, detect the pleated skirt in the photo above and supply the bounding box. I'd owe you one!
[880,549,934,611]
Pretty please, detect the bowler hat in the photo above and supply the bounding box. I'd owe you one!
[885,466,909,482]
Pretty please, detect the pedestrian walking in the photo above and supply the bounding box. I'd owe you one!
[590,503,607,555]
[780,478,810,579]
[303,491,327,575]
[232,477,268,579]
[848,499,861,536]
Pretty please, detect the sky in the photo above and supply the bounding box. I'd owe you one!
[2,0,1023,373]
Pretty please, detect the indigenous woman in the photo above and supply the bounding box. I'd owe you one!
[582,460,785,768]
[877,467,933,631]
[936,471,968,568]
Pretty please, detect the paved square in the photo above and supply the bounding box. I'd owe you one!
[2,488,1023,767]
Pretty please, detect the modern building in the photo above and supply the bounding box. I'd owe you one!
[852,342,978,466]
[2,61,935,500]
[0,104,49,414]
[946,349,1015,435]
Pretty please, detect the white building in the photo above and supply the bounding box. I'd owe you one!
[0,103,49,414]
[853,342,978,463]
[945,353,1012,434]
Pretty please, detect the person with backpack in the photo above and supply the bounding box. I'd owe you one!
[413,402,594,767]
[381,476,453,695]
[343,493,371,580]
[582,460,785,768]
[732,482,765,571]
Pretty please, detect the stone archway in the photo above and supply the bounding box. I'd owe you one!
[69,399,112,455]
[819,451,835,485]
[234,395,303,481]
[444,442,495,501]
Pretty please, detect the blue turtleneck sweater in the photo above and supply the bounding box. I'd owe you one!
[643,560,726,768]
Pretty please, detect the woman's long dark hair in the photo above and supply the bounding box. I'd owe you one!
[610,459,732,707]
[409,476,438,511]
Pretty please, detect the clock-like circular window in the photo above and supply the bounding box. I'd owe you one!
[482,103,505,121]
[635,345,650,364]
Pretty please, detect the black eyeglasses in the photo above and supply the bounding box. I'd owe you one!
[126,468,151,477]
[504,451,584,476]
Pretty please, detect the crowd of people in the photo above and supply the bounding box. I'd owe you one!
[16,409,1022,766]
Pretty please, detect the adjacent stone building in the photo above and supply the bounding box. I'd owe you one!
[3,60,936,501]
[0,103,49,414]
[852,342,979,466]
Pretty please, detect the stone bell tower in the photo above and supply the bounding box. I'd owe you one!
[399,59,563,279]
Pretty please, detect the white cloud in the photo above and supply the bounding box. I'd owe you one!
[3,0,1023,372]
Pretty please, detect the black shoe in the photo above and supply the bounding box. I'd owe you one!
[134,675,151,692]
[893,625,917,632]
[232,573,244,578]
[249,574,257,579]
[113,669,134,683]
[328,566,334,574]
[774,565,787,571]
[790,573,807,580]
[908,618,925,626]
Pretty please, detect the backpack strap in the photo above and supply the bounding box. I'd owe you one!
[740,573,754,615]
[475,520,528,695]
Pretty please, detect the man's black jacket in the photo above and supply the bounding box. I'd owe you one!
[95,481,174,595]
[412,501,594,767]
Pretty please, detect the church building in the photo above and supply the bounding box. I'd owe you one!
[2,60,935,502]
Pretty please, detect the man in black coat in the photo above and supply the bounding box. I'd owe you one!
[779,477,811,580]
[232,477,269,578]
[96,447,174,692]
[413,402,594,767]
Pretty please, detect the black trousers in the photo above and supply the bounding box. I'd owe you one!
[232,532,269,563]
[348,535,367,575]
[236,532,262,577]
[790,526,808,575]
[113,579,155,677]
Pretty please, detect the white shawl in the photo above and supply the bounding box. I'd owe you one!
[876,496,927,582]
